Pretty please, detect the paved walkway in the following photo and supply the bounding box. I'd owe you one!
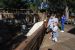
[39,25,75,50]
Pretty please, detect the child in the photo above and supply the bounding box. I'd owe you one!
[52,22,58,42]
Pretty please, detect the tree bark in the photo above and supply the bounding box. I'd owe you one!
[65,6,69,20]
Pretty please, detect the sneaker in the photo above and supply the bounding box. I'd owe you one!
[52,38,55,41]
[60,30,64,32]
[54,37,58,42]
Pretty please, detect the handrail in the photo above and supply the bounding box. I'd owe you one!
[14,21,45,50]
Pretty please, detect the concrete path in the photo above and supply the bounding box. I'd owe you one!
[39,25,75,50]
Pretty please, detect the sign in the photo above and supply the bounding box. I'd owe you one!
[38,2,49,9]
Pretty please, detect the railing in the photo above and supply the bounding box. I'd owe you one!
[14,21,45,50]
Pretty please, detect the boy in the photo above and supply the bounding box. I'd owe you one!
[52,22,58,42]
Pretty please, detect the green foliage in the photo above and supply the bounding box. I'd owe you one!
[48,0,75,13]
[29,3,36,11]
[0,0,75,13]
[0,0,29,9]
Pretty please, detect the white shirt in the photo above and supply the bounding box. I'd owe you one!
[52,26,58,32]
[53,18,58,23]
[48,17,58,28]
[48,18,54,28]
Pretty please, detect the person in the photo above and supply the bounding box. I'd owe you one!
[53,14,58,24]
[47,14,54,39]
[52,22,58,42]
[47,15,54,30]
[61,14,66,32]
[47,14,58,39]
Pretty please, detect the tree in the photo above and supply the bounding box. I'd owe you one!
[48,0,66,14]
[48,0,75,13]
[0,0,29,9]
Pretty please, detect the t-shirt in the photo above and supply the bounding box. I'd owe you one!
[53,18,58,23]
[61,15,66,23]
[48,18,54,28]
[48,17,58,28]
[52,26,58,32]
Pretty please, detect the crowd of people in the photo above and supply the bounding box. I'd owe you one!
[46,13,66,42]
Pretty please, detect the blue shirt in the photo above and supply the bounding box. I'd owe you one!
[61,15,66,24]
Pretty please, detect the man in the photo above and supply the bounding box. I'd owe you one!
[47,15,54,29]
[61,14,66,32]
[47,14,58,39]
[53,14,58,24]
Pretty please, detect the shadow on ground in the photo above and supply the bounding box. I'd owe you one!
[67,27,75,34]
[48,48,52,50]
